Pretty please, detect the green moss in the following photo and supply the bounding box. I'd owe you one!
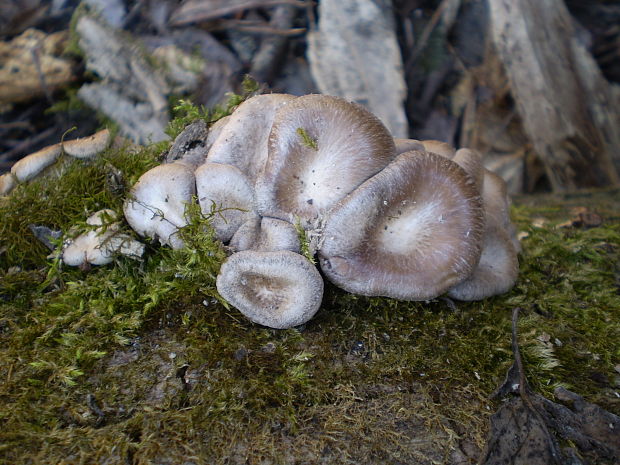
[1,118,618,465]
[0,143,161,269]
[296,127,318,151]
[166,75,260,139]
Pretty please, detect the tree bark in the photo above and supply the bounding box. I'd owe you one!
[489,0,620,190]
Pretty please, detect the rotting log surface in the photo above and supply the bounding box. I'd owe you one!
[489,0,620,190]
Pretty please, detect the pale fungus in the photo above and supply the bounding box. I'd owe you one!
[216,250,324,329]
[62,209,144,267]
[318,150,485,300]
[123,162,196,249]
[255,94,396,229]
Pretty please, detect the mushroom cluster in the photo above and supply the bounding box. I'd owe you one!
[123,93,519,329]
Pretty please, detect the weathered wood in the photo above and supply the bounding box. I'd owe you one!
[489,0,620,190]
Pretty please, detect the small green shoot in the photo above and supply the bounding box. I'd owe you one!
[296,127,318,150]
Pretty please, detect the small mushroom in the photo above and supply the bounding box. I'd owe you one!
[229,216,300,253]
[0,173,17,195]
[256,94,396,229]
[447,169,520,300]
[421,139,455,158]
[216,250,323,329]
[123,162,196,249]
[452,148,484,190]
[10,143,62,182]
[446,225,518,301]
[206,93,295,182]
[195,162,255,243]
[62,209,145,266]
[394,138,425,155]
[319,150,484,300]
[62,129,111,159]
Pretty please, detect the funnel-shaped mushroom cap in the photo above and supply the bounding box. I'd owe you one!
[447,225,518,301]
[11,143,62,182]
[229,216,300,253]
[319,150,484,300]
[206,94,295,181]
[123,163,195,249]
[195,162,255,243]
[394,138,424,155]
[421,140,455,158]
[216,250,324,329]
[256,94,396,229]
[62,129,111,159]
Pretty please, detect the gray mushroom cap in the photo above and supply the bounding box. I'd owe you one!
[216,250,324,329]
[206,93,295,182]
[394,138,425,155]
[195,162,255,243]
[229,216,300,253]
[123,162,196,249]
[447,225,518,301]
[256,94,396,229]
[318,150,484,300]
[421,139,455,158]
[447,169,520,300]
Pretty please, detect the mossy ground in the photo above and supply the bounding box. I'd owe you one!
[1,137,618,464]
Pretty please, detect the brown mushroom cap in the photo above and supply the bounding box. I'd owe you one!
[62,129,111,159]
[452,148,484,190]
[10,143,62,182]
[421,140,455,158]
[394,138,425,155]
[216,250,324,329]
[195,162,255,242]
[256,94,396,229]
[318,150,484,300]
[123,162,196,249]
[206,93,295,182]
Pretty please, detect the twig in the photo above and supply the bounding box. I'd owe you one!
[510,308,563,465]
[0,126,57,165]
[170,0,311,26]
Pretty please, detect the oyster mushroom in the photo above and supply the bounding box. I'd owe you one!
[195,162,256,243]
[206,93,295,182]
[0,173,17,195]
[256,94,396,229]
[318,150,484,300]
[229,216,300,253]
[447,169,519,300]
[216,250,323,329]
[123,162,196,249]
[62,129,111,159]
[421,139,455,158]
[62,209,144,266]
[10,143,62,182]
